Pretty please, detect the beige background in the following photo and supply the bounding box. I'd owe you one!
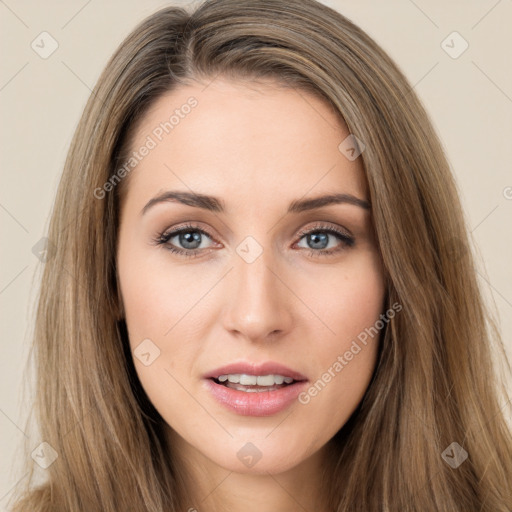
[1,0,511,506]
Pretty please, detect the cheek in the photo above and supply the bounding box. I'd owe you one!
[117,252,201,427]
[117,231,194,343]
[120,271,180,341]
[296,250,385,425]
[306,248,386,349]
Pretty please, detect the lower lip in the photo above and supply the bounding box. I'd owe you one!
[204,379,308,417]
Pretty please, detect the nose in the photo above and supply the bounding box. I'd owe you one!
[221,248,294,343]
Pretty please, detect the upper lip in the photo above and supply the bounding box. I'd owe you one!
[204,362,308,381]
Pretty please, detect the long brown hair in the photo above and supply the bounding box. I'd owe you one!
[9,0,512,510]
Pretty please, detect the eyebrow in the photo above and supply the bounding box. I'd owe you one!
[140,190,371,216]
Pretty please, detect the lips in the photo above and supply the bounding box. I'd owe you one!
[202,361,309,416]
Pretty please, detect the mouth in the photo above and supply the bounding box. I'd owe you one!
[203,362,309,416]
[210,373,303,393]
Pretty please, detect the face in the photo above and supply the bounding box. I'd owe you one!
[116,77,386,476]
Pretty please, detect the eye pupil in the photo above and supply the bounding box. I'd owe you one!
[308,232,328,249]
[180,231,202,249]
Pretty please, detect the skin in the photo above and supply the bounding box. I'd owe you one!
[116,77,386,512]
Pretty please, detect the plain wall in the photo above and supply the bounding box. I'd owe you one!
[1,0,511,507]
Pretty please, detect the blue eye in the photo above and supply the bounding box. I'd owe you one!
[153,223,215,258]
[295,224,355,257]
[152,222,354,258]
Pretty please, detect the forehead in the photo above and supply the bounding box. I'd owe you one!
[123,77,368,211]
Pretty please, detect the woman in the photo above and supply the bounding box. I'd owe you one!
[10,0,512,510]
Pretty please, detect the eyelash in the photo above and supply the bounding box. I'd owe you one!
[151,222,355,259]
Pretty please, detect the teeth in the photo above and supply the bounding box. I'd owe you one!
[256,375,274,386]
[216,373,296,386]
[240,374,257,385]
